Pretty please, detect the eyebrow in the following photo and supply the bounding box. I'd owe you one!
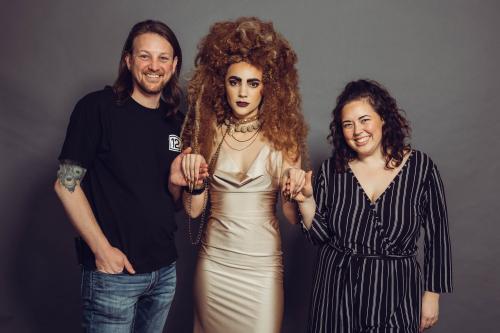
[342,115,371,123]
[136,50,172,56]
[228,76,261,83]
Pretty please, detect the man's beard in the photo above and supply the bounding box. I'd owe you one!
[134,76,168,95]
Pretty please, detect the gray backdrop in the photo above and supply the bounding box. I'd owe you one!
[1,0,499,332]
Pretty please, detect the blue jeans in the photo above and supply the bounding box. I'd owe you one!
[81,262,176,333]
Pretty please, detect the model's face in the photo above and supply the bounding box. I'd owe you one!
[341,99,384,158]
[225,62,263,120]
[125,33,178,98]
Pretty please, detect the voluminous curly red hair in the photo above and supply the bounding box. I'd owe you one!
[181,17,308,166]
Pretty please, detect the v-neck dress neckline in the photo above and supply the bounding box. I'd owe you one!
[220,143,268,177]
[348,150,414,206]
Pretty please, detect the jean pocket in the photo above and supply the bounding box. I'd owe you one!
[93,269,126,276]
[91,269,132,291]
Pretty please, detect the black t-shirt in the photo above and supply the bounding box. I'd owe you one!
[59,87,183,273]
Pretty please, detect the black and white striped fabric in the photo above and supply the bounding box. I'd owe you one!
[303,150,453,333]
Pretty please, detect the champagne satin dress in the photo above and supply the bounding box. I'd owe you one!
[193,144,284,333]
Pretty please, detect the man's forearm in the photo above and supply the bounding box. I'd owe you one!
[54,163,111,255]
[168,181,182,203]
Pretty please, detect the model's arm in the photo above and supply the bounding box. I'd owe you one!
[54,162,135,274]
[281,158,315,225]
[173,150,209,218]
[182,189,208,218]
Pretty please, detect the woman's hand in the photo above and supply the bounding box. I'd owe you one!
[282,168,313,203]
[420,291,440,332]
[181,149,209,190]
[169,147,209,188]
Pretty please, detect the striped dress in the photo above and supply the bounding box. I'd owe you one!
[304,150,453,333]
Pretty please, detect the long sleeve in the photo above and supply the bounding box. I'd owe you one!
[302,159,332,245]
[422,163,453,293]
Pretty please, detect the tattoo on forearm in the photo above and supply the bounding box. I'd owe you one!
[57,162,87,193]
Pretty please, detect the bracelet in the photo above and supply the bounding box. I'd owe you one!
[183,179,208,195]
[183,185,206,195]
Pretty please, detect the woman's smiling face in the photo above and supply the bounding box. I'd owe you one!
[341,98,385,158]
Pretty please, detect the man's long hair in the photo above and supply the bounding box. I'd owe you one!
[113,20,183,114]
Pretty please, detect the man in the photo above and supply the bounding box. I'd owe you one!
[55,20,204,332]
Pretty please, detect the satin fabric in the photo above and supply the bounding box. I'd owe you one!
[193,144,284,333]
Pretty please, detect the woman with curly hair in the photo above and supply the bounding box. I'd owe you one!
[291,79,453,332]
[176,17,309,333]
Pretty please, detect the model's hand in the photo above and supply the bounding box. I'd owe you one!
[420,291,440,332]
[282,168,313,203]
[95,245,135,274]
[181,150,209,189]
[170,147,208,187]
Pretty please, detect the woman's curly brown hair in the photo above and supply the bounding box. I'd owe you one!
[181,17,308,166]
[329,79,411,172]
